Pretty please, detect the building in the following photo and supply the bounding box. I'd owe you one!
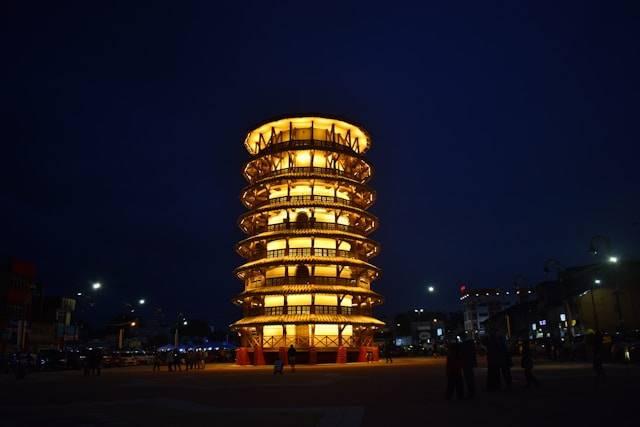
[484,260,640,345]
[0,259,40,352]
[460,284,528,338]
[231,116,384,362]
[1,259,78,353]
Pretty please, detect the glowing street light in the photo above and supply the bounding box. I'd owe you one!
[92,282,102,290]
[609,256,619,264]
[427,285,435,293]
[130,321,136,327]
[138,299,146,305]
[594,279,601,285]
[183,320,188,326]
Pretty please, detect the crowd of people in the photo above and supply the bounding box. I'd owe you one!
[444,334,544,400]
[156,349,208,372]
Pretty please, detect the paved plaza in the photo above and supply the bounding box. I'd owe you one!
[1,357,639,427]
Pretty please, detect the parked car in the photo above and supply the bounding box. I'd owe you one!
[37,350,68,371]
[115,351,137,367]
[133,351,154,365]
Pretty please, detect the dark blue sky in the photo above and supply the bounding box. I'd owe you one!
[2,1,639,326]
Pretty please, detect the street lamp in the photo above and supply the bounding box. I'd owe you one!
[92,282,102,290]
[138,299,146,305]
[609,256,618,264]
[427,285,435,293]
[591,279,601,331]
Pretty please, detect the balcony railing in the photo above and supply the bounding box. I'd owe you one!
[252,221,367,236]
[243,305,372,316]
[256,139,364,157]
[249,248,366,261]
[249,166,368,184]
[249,333,373,350]
[253,195,370,210]
[264,276,358,287]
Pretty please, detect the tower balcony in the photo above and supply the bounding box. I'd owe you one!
[246,165,370,185]
[248,194,373,210]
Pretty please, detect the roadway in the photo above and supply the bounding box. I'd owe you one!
[1,357,639,426]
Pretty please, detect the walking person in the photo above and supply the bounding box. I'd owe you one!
[461,338,477,399]
[445,342,464,400]
[287,345,297,372]
[521,340,539,388]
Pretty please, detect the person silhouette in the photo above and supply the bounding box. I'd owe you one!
[461,338,477,398]
[445,342,465,400]
[521,340,539,388]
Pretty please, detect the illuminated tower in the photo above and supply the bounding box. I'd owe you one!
[232,116,383,363]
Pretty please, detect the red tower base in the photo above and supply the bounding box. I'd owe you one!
[253,347,265,365]
[308,347,317,364]
[357,346,380,362]
[235,347,250,365]
[278,347,288,365]
[336,346,347,363]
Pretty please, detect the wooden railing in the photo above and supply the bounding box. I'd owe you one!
[264,276,358,287]
[252,221,368,236]
[243,305,372,316]
[249,248,365,261]
[249,166,368,184]
[253,195,370,210]
[256,139,364,158]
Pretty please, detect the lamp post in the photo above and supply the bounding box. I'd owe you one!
[174,314,188,348]
[117,321,137,350]
[592,279,601,332]
[589,235,623,333]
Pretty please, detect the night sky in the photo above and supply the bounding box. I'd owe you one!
[2,1,639,327]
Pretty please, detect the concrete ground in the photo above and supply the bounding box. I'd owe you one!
[1,357,639,427]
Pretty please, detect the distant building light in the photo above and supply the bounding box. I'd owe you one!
[560,313,566,322]
[531,323,537,331]
[539,320,547,326]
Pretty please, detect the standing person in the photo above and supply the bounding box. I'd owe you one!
[273,356,284,374]
[93,348,103,376]
[385,342,393,363]
[521,340,539,388]
[287,345,297,373]
[593,332,606,388]
[461,338,477,399]
[498,335,512,391]
[485,334,501,391]
[201,350,208,369]
[152,351,161,373]
[166,350,174,372]
[173,350,182,371]
[445,342,464,400]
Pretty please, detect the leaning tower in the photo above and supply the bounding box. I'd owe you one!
[232,116,383,363]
